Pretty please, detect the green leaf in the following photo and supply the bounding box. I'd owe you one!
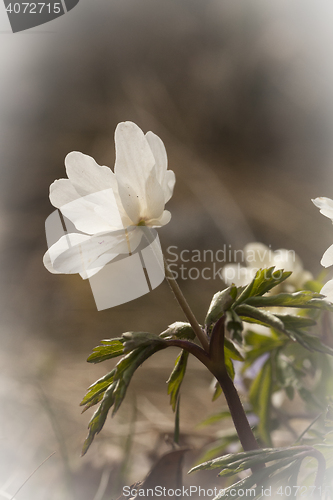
[87,338,125,363]
[220,343,237,381]
[205,286,238,330]
[212,380,222,401]
[238,305,333,356]
[167,350,189,411]
[112,344,166,414]
[218,454,299,478]
[233,268,292,307]
[224,355,235,380]
[225,310,243,341]
[82,343,167,455]
[274,314,317,330]
[82,381,117,456]
[159,322,196,340]
[122,331,167,353]
[243,331,286,367]
[189,446,307,474]
[291,330,333,356]
[80,369,116,411]
[236,304,288,336]
[305,298,333,312]
[207,448,312,500]
[245,291,322,308]
[252,268,292,296]
[249,359,273,446]
[224,338,244,361]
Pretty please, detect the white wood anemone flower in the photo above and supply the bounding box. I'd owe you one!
[312,196,333,301]
[222,242,312,291]
[43,121,175,279]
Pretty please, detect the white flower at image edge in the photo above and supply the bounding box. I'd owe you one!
[43,122,175,279]
[312,196,333,301]
[222,242,312,291]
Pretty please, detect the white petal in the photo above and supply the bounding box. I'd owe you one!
[273,249,302,274]
[145,131,175,204]
[43,233,91,274]
[145,131,167,183]
[163,169,176,203]
[47,228,143,275]
[49,179,81,208]
[79,252,120,279]
[321,244,333,268]
[244,243,272,268]
[65,151,116,196]
[312,197,333,221]
[148,210,172,227]
[320,279,333,302]
[222,264,255,286]
[143,166,165,221]
[45,233,117,274]
[114,122,155,212]
[60,189,124,235]
[117,180,142,225]
[80,229,144,279]
[43,248,63,274]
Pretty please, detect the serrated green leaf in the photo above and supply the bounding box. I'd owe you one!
[112,344,166,414]
[239,305,333,356]
[167,350,189,411]
[205,286,238,330]
[211,453,309,500]
[306,298,333,312]
[212,380,223,401]
[82,381,117,456]
[122,331,167,353]
[236,304,288,336]
[249,359,273,446]
[274,314,317,330]
[80,369,116,409]
[189,447,306,474]
[87,338,125,363]
[82,343,167,455]
[292,330,333,356]
[159,322,196,340]
[243,331,286,368]
[224,338,244,361]
[253,268,292,296]
[245,291,322,308]
[218,454,299,478]
[233,268,292,307]
[225,355,235,380]
[225,310,243,341]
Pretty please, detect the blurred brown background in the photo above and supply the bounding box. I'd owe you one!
[1,0,333,498]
